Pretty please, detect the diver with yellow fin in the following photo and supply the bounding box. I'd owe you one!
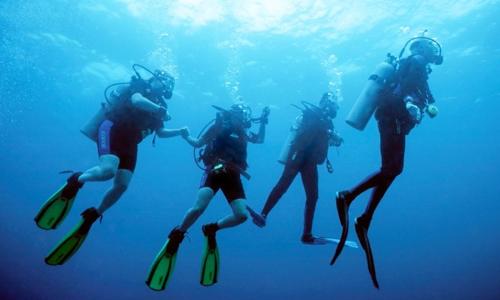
[146,102,269,290]
[36,64,188,265]
[330,35,443,288]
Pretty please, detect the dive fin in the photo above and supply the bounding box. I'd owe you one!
[146,228,185,291]
[355,217,379,289]
[146,240,179,291]
[303,236,358,247]
[200,225,219,286]
[330,191,350,265]
[35,172,83,230]
[44,207,99,266]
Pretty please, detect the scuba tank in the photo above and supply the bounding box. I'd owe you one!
[278,115,302,165]
[278,101,325,165]
[346,54,396,131]
[80,64,165,142]
[80,81,134,142]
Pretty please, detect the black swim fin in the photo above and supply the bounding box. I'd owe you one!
[330,191,350,265]
[45,207,100,266]
[355,217,379,289]
[146,228,185,291]
[200,224,220,286]
[35,172,83,230]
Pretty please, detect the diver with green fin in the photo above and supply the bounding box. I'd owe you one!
[330,35,443,288]
[35,64,188,266]
[146,102,269,290]
[248,92,352,245]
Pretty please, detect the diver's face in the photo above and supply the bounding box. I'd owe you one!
[150,78,173,99]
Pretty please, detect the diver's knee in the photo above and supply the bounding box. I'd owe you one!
[235,211,248,223]
[101,167,117,180]
[380,166,403,179]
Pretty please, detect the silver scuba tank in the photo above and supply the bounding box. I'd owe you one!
[346,57,396,130]
[278,116,302,164]
[80,85,128,142]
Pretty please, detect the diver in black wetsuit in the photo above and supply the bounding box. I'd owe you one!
[331,37,443,288]
[249,92,343,244]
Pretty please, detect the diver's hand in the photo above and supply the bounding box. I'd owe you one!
[329,130,343,146]
[180,127,190,138]
[260,106,271,124]
[406,102,422,123]
[426,104,439,118]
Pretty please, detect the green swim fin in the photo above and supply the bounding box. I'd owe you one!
[35,172,83,230]
[200,224,220,286]
[146,228,185,291]
[45,207,100,266]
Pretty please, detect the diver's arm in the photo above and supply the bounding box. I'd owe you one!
[248,107,270,144]
[183,135,205,148]
[329,129,344,147]
[131,92,164,113]
[183,125,216,148]
[249,122,266,144]
[156,127,188,138]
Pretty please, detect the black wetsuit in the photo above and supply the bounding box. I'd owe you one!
[97,84,164,171]
[199,122,252,202]
[261,109,336,235]
[348,54,435,226]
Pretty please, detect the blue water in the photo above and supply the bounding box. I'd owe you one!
[1,1,500,299]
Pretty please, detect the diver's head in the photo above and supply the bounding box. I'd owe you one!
[409,39,443,65]
[228,102,252,129]
[319,92,339,119]
[149,69,175,99]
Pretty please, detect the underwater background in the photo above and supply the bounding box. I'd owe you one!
[1,1,500,299]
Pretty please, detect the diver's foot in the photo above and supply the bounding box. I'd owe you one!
[250,211,267,228]
[202,223,219,238]
[166,227,185,254]
[62,172,84,199]
[301,234,333,245]
[336,191,351,227]
[354,215,371,250]
[79,207,100,233]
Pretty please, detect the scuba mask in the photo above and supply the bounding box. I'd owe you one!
[400,36,443,66]
[229,103,253,129]
[319,92,339,119]
[151,69,175,99]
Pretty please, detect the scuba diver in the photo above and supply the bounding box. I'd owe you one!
[248,92,345,245]
[146,102,270,291]
[330,36,443,288]
[35,64,188,265]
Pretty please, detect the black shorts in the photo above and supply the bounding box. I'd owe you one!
[200,166,246,203]
[97,120,138,171]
